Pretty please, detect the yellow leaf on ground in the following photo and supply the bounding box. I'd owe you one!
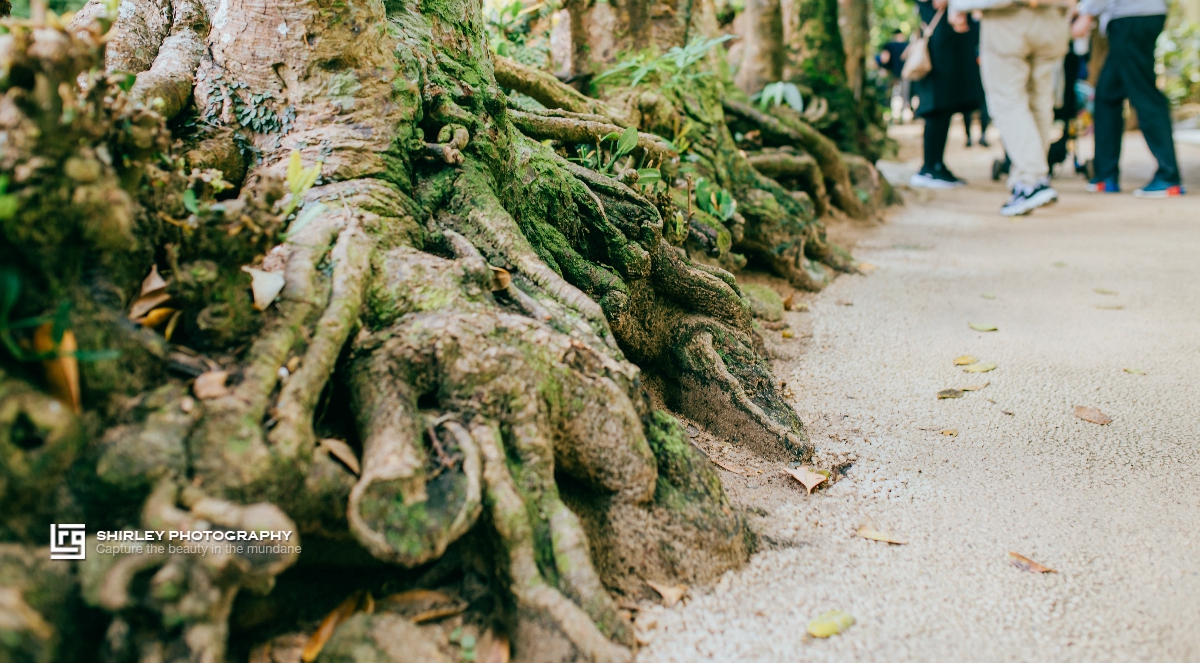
[980,293,997,300]
[490,265,511,291]
[1008,551,1055,573]
[128,291,172,321]
[712,458,744,475]
[807,610,854,638]
[138,307,176,328]
[953,355,977,365]
[1123,368,1145,375]
[968,322,998,332]
[302,591,371,662]
[141,264,168,295]
[857,262,877,274]
[937,388,963,399]
[646,580,687,607]
[962,382,989,391]
[1095,304,1124,310]
[1094,288,1117,295]
[193,370,230,400]
[941,429,958,437]
[857,526,906,544]
[1074,405,1112,425]
[781,329,794,338]
[783,466,827,494]
[378,588,466,623]
[34,324,80,413]
[243,267,286,311]
[963,362,996,373]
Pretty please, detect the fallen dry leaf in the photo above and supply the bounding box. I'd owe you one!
[378,588,465,623]
[163,310,182,341]
[937,388,963,399]
[193,370,230,400]
[138,307,176,328]
[782,292,795,310]
[837,300,853,306]
[807,610,854,638]
[1094,288,1117,295]
[478,630,510,663]
[857,262,877,274]
[490,265,511,291]
[857,526,906,545]
[301,591,372,662]
[1074,405,1112,425]
[1123,368,1145,376]
[968,322,998,332]
[962,382,989,391]
[711,458,744,475]
[319,438,361,475]
[128,291,172,321]
[1095,305,1124,310]
[141,264,168,295]
[963,362,996,373]
[645,580,687,607]
[980,293,997,300]
[243,267,287,311]
[953,355,978,366]
[940,429,958,437]
[781,329,794,338]
[34,323,80,413]
[783,466,827,494]
[1008,551,1055,573]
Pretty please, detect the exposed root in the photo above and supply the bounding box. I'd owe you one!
[723,99,870,220]
[746,150,829,217]
[509,109,676,166]
[494,55,623,121]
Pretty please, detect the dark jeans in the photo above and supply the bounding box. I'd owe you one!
[923,109,953,170]
[1094,15,1180,184]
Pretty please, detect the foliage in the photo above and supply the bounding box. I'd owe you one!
[484,0,559,68]
[281,150,325,234]
[8,0,86,18]
[694,178,737,221]
[594,35,734,89]
[754,81,805,112]
[0,269,115,362]
[870,0,916,50]
[1158,12,1200,108]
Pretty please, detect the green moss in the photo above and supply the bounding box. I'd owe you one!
[741,283,783,321]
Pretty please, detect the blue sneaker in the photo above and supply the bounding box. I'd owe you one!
[1085,178,1119,193]
[1133,178,1186,199]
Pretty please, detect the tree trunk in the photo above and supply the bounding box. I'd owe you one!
[734,0,787,96]
[838,0,870,102]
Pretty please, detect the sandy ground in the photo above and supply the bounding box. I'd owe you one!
[635,121,1200,662]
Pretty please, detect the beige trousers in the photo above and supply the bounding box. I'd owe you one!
[979,6,1070,188]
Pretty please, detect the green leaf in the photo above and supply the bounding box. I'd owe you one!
[782,83,804,111]
[615,126,638,157]
[968,322,998,332]
[0,268,19,324]
[637,168,661,185]
[601,131,621,143]
[182,188,199,214]
[286,202,326,239]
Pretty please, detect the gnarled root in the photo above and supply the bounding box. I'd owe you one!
[81,478,300,663]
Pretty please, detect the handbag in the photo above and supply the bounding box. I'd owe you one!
[901,8,945,82]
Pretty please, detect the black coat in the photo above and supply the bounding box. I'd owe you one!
[913,0,985,117]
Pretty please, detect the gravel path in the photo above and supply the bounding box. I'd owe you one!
[636,127,1200,662]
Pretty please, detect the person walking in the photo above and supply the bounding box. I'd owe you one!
[908,0,985,189]
[877,29,913,121]
[950,0,1070,215]
[1073,0,1185,197]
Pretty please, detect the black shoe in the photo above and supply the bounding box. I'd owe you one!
[979,137,990,147]
[1000,181,1058,216]
[909,163,966,189]
[966,136,973,147]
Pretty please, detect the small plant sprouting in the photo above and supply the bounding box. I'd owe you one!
[694,178,736,221]
[594,35,734,89]
[754,81,804,112]
[280,150,326,238]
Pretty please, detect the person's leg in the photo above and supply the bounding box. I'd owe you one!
[1091,36,1126,183]
[1027,9,1071,170]
[980,9,1045,188]
[979,104,991,142]
[964,111,974,146]
[923,109,953,170]
[1111,16,1180,184]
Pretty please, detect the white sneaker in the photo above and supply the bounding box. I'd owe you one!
[1000,182,1058,216]
[910,172,963,190]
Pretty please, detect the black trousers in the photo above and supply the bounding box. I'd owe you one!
[1094,15,1180,184]
[923,109,953,170]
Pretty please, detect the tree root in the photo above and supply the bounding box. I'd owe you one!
[508,109,676,166]
[723,99,870,220]
[745,150,829,217]
[494,55,623,122]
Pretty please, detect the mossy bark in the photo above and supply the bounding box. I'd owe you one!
[0,0,838,659]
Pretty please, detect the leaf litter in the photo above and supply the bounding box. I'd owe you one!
[953,355,977,365]
[1074,406,1112,425]
[783,466,828,494]
[1008,552,1055,573]
[646,580,687,607]
[969,322,998,332]
[857,526,906,544]
[807,610,855,638]
[1123,368,1145,375]
[963,362,996,373]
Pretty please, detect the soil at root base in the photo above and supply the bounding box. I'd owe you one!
[632,124,1200,662]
